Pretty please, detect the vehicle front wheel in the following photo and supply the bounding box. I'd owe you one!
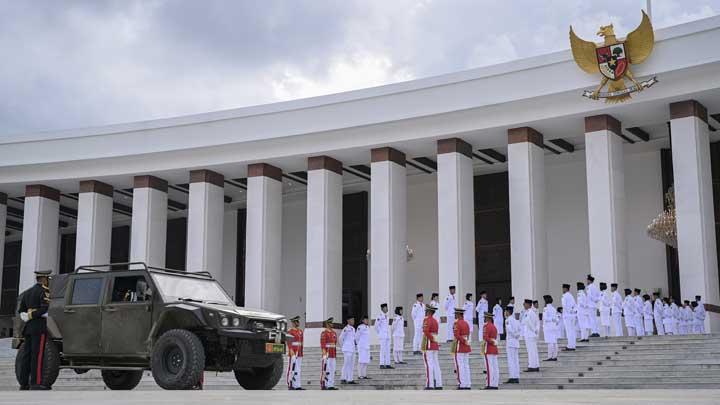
[151,329,205,390]
[101,370,144,390]
[14,339,60,388]
[233,356,283,390]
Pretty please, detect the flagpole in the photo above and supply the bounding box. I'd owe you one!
[646,0,652,20]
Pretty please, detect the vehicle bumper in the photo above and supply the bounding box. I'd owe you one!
[217,328,285,343]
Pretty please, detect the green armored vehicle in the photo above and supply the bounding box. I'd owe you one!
[13,263,287,390]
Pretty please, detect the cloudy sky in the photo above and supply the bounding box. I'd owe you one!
[1,0,718,135]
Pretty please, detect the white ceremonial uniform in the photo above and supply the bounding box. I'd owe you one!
[355,324,370,378]
[375,312,391,366]
[662,304,675,335]
[505,317,521,380]
[339,324,356,382]
[623,295,636,336]
[392,315,405,363]
[654,298,665,335]
[493,304,504,335]
[463,300,475,335]
[599,291,611,336]
[411,301,425,352]
[430,299,441,323]
[643,300,654,336]
[695,301,706,333]
[681,306,692,335]
[577,290,590,340]
[475,298,489,341]
[611,290,624,336]
[558,312,566,339]
[634,295,645,336]
[542,304,559,359]
[522,308,540,369]
[561,292,577,349]
[587,282,601,335]
[444,294,456,341]
[671,302,680,335]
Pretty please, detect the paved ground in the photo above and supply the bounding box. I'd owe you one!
[1,390,719,405]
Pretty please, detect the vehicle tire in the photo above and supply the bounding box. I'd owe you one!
[14,339,60,388]
[101,370,144,390]
[151,329,205,390]
[233,356,283,390]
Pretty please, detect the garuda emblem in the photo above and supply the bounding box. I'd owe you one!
[570,11,657,103]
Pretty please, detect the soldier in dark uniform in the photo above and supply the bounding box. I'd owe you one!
[17,270,52,390]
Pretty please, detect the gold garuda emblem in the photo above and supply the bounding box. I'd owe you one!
[570,11,657,103]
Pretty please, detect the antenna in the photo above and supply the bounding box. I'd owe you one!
[646,0,653,21]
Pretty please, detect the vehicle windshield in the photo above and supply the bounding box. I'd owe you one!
[150,273,232,305]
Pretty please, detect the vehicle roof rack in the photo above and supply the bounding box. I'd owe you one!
[74,262,213,278]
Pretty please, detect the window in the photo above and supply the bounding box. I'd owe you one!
[70,278,104,305]
[111,276,151,303]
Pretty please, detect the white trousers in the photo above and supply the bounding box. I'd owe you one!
[655,318,665,335]
[635,316,645,336]
[506,346,520,379]
[357,362,368,378]
[393,336,404,363]
[590,311,599,334]
[564,316,577,349]
[612,312,623,336]
[286,356,302,389]
[546,343,558,360]
[625,316,636,336]
[379,338,391,366]
[644,318,654,336]
[412,325,423,351]
[484,354,499,388]
[525,338,539,369]
[321,357,336,388]
[341,351,355,382]
[695,321,705,334]
[446,316,455,341]
[423,350,443,388]
[454,352,471,388]
[678,323,687,335]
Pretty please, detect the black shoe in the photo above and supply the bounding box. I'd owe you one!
[525,368,540,372]
[295,387,305,390]
[424,387,435,390]
[543,358,552,361]
[434,387,443,390]
[562,348,576,351]
[504,379,514,384]
[591,333,600,338]
[511,379,520,384]
[550,358,558,361]
[483,370,487,374]
[18,386,29,391]
[580,339,589,343]
[326,387,338,391]
[347,381,357,385]
[484,386,499,390]
[379,366,386,369]
[386,366,395,369]
[340,380,347,384]
[30,385,51,390]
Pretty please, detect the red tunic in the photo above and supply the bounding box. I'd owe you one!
[453,319,472,353]
[320,328,337,358]
[483,321,499,355]
[423,315,439,351]
[287,327,304,357]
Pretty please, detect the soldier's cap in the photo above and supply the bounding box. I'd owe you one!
[557,306,564,312]
[562,283,571,289]
[696,295,702,300]
[503,306,512,312]
[524,299,532,305]
[624,288,632,294]
[532,300,538,305]
[634,288,641,293]
[290,316,301,322]
[425,304,438,312]
[509,296,515,300]
[34,269,52,276]
[431,292,439,297]
[599,282,607,289]
[684,300,690,304]
[362,315,369,320]
[652,291,660,296]
[543,295,553,303]
[324,317,334,325]
[576,282,585,290]
[479,290,487,295]
[611,283,618,288]
[483,312,494,319]
[380,303,388,308]
[691,301,698,307]
[465,293,472,299]
[448,285,456,290]
[643,294,651,300]
[586,274,595,282]
[454,307,465,314]
[416,293,424,298]
[346,315,355,321]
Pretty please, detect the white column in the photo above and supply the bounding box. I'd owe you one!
[244,163,283,312]
[186,169,225,279]
[221,210,239,302]
[19,185,60,291]
[508,127,547,301]
[130,175,168,267]
[0,193,6,295]
[584,115,627,285]
[437,138,476,333]
[75,180,113,268]
[670,100,720,332]
[370,147,407,321]
[305,156,343,342]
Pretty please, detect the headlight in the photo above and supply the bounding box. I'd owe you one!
[220,317,229,327]
[232,318,240,327]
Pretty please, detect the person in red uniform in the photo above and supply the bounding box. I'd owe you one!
[320,317,338,390]
[452,307,472,389]
[286,316,305,390]
[422,303,443,390]
[482,312,500,389]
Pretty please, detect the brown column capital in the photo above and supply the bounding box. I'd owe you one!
[584,114,622,136]
[25,184,60,201]
[0,192,6,205]
[437,138,473,158]
[190,169,225,188]
[508,127,544,148]
[371,147,406,167]
[308,156,343,175]
[670,100,708,124]
[133,175,168,193]
[79,180,114,198]
[248,163,282,182]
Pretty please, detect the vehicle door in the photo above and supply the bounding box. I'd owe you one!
[101,273,153,356]
[61,274,106,355]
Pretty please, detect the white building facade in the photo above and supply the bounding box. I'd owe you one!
[1,16,720,340]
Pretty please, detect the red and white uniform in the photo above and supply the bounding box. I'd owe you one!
[483,321,499,388]
[286,327,303,389]
[453,318,472,389]
[422,314,442,388]
[320,329,337,389]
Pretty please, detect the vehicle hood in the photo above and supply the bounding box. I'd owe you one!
[181,302,285,321]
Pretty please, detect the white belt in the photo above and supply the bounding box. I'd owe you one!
[291,342,302,346]
[325,344,336,348]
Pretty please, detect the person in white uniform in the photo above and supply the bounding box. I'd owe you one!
[681,300,692,335]
[493,298,504,338]
[506,297,516,316]
[444,286,457,343]
[642,294,654,336]
[392,306,406,364]
[375,303,392,369]
[557,307,566,339]
[586,275,601,337]
[662,298,674,335]
[542,295,559,361]
[521,299,540,372]
[653,292,664,335]
[670,298,680,335]
[339,316,357,384]
[611,283,624,337]
[695,296,706,333]
[692,301,703,334]
[599,282,612,337]
[411,293,425,355]
[430,293,441,324]
[561,284,577,351]
[475,291,489,342]
[576,282,590,342]
[355,316,371,379]
[633,289,645,336]
[463,293,476,336]
[504,307,521,384]
[623,288,636,336]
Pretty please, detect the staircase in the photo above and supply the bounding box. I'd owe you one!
[0,333,718,390]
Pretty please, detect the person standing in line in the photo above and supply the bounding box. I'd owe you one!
[493,298,504,339]
[561,284,577,351]
[483,312,500,389]
[611,283,624,337]
[320,318,338,390]
[476,292,488,343]
[576,282,590,342]
[444,286,457,343]
[695,295,706,333]
[411,293,425,355]
[504,308,521,384]
[662,298,675,335]
[623,288,636,336]
[557,307,566,339]
[670,298,680,335]
[532,300,542,339]
[633,289,645,336]
[507,296,516,316]
[376,303,392,369]
[422,304,442,390]
[681,300,692,335]
[339,316,357,384]
[286,316,305,390]
[355,316,371,380]
[16,270,52,391]
[452,307,472,390]
[521,299,540,372]
[430,293,441,324]
[642,295,654,336]
[691,301,702,334]
[463,293,476,337]
[586,275,601,337]
[599,283,612,337]
[392,306,406,364]
[653,292,665,335]
[542,295,559,361]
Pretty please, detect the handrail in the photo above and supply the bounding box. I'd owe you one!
[73,262,213,278]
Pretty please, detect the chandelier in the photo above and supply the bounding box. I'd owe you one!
[646,187,677,248]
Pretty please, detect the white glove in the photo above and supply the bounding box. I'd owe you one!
[20,312,29,322]
[42,313,49,318]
